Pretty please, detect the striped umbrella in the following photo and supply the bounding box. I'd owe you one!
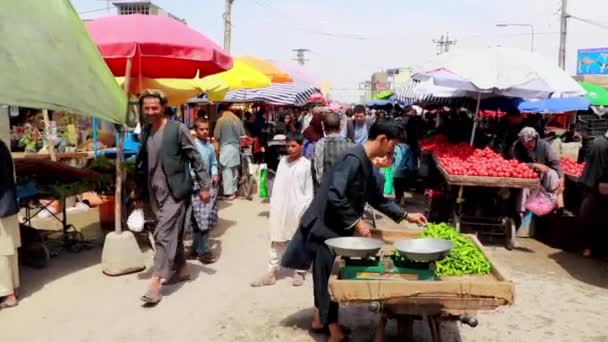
[224,60,320,106]
[396,79,471,106]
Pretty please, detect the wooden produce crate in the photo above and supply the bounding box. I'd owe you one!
[329,229,515,316]
[433,155,539,189]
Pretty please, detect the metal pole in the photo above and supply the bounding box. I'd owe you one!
[469,93,482,146]
[530,25,535,52]
[558,0,568,69]
[223,0,235,53]
[115,57,132,234]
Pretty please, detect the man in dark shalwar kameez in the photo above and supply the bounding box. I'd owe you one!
[282,120,427,341]
[135,90,210,305]
[578,131,608,257]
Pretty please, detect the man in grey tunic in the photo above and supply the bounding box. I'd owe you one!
[135,90,210,305]
[214,104,246,200]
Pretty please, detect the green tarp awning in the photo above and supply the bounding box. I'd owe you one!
[580,82,608,107]
[0,0,127,123]
[373,90,394,100]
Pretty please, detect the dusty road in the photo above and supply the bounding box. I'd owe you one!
[1,199,607,342]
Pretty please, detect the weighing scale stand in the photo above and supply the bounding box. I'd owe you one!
[371,303,478,342]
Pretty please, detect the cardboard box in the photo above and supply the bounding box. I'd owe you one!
[329,229,515,315]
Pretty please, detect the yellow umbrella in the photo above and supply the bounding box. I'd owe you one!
[237,56,293,83]
[116,76,229,104]
[213,60,271,90]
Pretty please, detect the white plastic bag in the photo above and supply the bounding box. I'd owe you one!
[127,208,145,232]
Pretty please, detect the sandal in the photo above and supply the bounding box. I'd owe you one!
[140,288,162,305]
[0,299,18,309]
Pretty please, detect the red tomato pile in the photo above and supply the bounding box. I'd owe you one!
[420,135,450,152]
[434,144,537,179]
[561,158,585,177]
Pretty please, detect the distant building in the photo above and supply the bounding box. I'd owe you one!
[370,71,389,97]
[112,1,185,23]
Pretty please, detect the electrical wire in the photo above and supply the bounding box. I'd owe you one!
[78,7,111,15]
[569,15,608,30]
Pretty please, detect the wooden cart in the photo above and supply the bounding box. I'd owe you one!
[432,156,539,249]
[329,229,514,342]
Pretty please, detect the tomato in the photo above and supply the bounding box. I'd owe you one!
[431,137,540,180]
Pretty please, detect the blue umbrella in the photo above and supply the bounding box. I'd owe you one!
[518,97,590,114]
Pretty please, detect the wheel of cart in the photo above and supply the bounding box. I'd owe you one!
[370,302,479,342]
[20,240,51,269]
[238,137,256,200]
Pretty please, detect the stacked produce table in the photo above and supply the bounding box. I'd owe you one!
[329,228,514,342]
[421,136,538,248]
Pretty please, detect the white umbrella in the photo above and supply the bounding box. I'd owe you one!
[413,47,585,99]
[412,47,585,144]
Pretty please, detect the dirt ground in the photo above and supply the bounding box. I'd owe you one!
[1,199,607,342]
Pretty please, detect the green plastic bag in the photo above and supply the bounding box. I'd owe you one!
[382,167,394,196]
[259,167,269,199]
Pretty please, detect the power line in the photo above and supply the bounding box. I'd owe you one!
[78,7,111,15]
[569,15,608,30]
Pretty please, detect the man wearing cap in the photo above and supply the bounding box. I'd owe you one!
[135,89,210,305]
[511,126,570,217]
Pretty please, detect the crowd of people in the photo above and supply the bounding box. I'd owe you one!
[130,91,428,341]
[2,88,606,342]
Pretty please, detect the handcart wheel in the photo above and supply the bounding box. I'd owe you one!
[21,241,51,269]
[503,218,517,250]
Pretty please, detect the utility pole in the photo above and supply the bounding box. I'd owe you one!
[292,48,311,65]
[223,0,235,53]
[558,0,568,69]
[433,33,457,55]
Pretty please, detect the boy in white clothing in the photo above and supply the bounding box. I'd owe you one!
[251,131,313,287]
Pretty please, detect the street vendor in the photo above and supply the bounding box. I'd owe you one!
[135,89,210,305]
[511,127,571,217]
[578,131,608,257]
[281,120,427,342]
[0,139,20,309]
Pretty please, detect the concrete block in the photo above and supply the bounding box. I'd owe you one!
[101,231,145,276]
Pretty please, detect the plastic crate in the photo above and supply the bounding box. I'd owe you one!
[577,114,608,137]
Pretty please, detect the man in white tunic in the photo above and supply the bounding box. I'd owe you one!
[251,131,313,287]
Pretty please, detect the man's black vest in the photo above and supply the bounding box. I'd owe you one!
[136,120,194,201]
[0,140,18,218]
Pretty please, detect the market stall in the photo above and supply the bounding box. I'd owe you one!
[420,135,539,248]
[328,226,514,342]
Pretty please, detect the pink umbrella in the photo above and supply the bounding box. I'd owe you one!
[86,15,232,82]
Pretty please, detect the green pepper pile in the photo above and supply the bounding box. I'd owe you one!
[420,222,492,276]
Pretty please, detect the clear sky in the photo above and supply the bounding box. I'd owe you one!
[72,0,608,102]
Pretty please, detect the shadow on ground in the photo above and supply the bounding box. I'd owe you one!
[209,218,236,238]
[549,251,608,289]
[19,246,101,300]
[280,305,464,341]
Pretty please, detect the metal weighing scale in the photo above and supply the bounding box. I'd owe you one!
[339,254,436,281]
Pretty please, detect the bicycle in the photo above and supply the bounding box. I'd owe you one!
[238,137,256,200]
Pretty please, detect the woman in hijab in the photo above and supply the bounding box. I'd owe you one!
[303,112,324,159]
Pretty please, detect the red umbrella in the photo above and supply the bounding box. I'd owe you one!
[86,15,232,82]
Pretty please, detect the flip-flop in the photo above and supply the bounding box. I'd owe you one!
[140,289,162,305]
[0,300,18,309]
